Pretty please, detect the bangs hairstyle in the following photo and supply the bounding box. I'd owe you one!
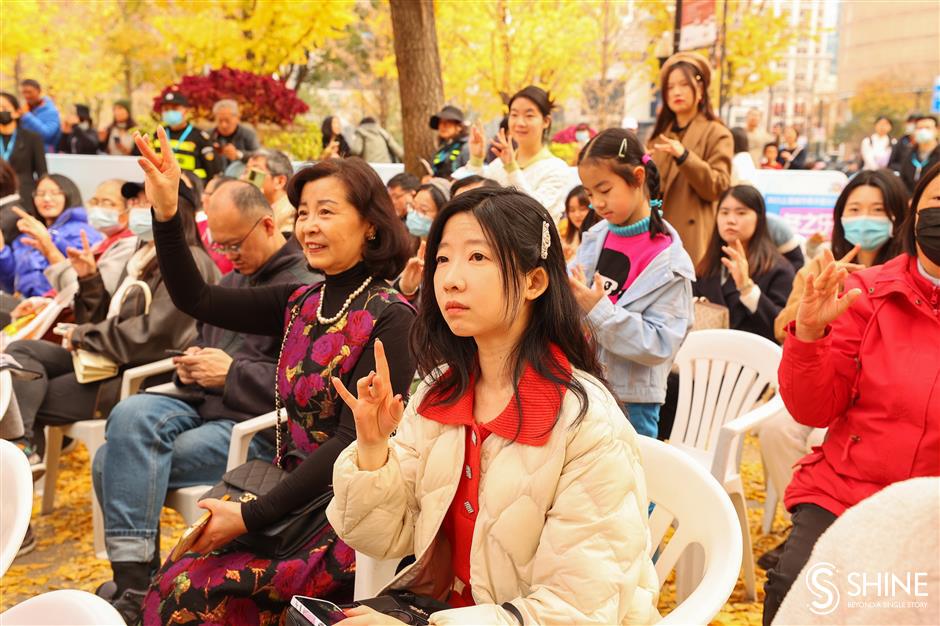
[577,128,667,238]
[507,85,555,141]
[697,185,785,278]
[650,61,719,142]
[902,162,940,256]
[563,185,599,244]
[411,187,606,432]
[831,169,909,264]
[287,157,412,280]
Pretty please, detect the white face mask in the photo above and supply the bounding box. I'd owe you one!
[915,128,937,145]
[128,208,153,241]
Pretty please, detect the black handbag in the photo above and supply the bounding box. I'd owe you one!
[199,288,330,559]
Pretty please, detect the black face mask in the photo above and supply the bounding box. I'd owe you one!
[916,207,940,266]
[0,111,12,125]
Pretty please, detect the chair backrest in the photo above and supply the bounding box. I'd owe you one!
[638,435,742,625]
[0,439,33,578]
[670,329,782,453]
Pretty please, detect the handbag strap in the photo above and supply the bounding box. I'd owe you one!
[274,286,320,468]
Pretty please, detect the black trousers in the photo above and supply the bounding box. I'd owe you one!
[6,339,101,449]
[763,503,838,625]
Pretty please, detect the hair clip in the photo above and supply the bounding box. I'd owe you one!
[540,221,551,260]
[641,153,652,165]
[650,199,663,209]
[618,138,629,159]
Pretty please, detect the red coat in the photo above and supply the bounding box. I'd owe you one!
[779,255,940,516]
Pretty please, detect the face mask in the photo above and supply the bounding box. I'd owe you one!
[914,128,937,145]
[162,110,184,127]
[841,215,892,251]
[406,211,432,238]
[575,130,590,143]
[915,207,940,266]
[128,208,154,241]
[0,111,12,125]
[87,207,123,236]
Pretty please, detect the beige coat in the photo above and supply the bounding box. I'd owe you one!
[652,114,733,266]
[327,370,661,625]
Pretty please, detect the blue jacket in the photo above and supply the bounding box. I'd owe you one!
[0,207,103,297]
[574,219,695,403]
[19,98,62,153]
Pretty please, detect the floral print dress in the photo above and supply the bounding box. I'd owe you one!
[142,283,412,626]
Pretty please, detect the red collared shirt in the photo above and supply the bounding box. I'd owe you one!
[419,346,571,607]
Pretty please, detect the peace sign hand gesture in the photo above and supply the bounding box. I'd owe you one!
[133,126,180,221]
[65,230,97,278]
[795,249,863,342]
[331,339,405,471]
[491,127,516,167]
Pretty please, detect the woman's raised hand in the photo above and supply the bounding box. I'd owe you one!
[468,121,486,160]
[65,229,97,278]
[133,126,180,221]
[795,248,862,342]
[331,339,404,471]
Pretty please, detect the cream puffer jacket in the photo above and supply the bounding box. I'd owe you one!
[327,369,661,625]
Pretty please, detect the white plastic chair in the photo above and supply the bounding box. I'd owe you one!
[0,439,33,579]
[0,588,125,624]
[639,435,743,625]
[351,436,743,623]
[41,359,175,559]
[669,329,787,600]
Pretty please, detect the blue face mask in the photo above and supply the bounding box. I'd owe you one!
[87,206,123,236]
[841,216,892,251]
[162,109,184,127]
[406,211,433,238]
[128,208,154,241]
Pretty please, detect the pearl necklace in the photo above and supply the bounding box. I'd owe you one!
[316,275,374,325]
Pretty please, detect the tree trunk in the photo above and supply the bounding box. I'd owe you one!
[389,0,444,176]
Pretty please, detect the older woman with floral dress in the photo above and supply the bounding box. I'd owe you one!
[131,128,416,625]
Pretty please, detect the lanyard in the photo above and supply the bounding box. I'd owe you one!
[912,152,931,181]
[164,124,194,153]
[0,130,16,161]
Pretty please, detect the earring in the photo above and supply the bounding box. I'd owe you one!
[367,232,376,241]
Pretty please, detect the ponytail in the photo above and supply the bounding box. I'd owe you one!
[579,128,668,238]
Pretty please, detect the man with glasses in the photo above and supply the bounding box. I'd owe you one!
[241,148,294,235]
[91,179,319,620]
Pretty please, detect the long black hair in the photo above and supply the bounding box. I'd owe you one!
[411,187,606,431]
[697,185,785,278]
[320,115,351,156]
[563,185,599,244]
[36,174,83,210]
[831,169,908,264]
[577,128,667,238]
[650,58,719,142]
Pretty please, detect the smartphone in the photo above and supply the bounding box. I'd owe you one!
[247,169,265,189]
[290,596,347,626]
[164,349,187,357]
[169,494,230,561]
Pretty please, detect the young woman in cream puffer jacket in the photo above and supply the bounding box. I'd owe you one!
[327,187,660,625]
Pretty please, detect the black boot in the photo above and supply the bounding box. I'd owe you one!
[111,588,147,625]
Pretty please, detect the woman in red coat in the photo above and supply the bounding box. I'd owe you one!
[764,163,940,625]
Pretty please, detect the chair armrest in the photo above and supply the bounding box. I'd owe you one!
[226,411,282,471]
[710,395,785,480]
[120,358,175,401]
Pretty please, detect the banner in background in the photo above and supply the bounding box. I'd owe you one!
[679,0,718,51]
[748,169,849,238]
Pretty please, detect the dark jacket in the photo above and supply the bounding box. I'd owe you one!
[899,144,940,194]
[211,123,261,171]
[430,136,470,179]
[693,257,795,342]
[777,144,807,170]
[69,243,221,416]
[57,125,100,155]
[0,126,46,215]
[180,241,319,426]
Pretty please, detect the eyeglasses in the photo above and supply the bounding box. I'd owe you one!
[33,190,64,199]
[89,198,123,209]
[209,216,264,255]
